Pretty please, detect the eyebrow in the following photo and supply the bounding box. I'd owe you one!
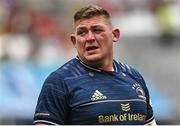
[76,27,86,30]
[77,25,103,30]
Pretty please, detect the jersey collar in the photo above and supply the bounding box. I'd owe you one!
[75,56,118,73]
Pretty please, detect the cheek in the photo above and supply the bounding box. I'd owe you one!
[99,33,112,44]
[76,37,85,49]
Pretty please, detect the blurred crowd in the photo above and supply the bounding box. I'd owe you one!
[0,0,74,65]
[0,0,180,63]
[0,0,180,124]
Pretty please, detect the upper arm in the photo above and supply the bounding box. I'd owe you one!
[34,72,69,125]
[126,66,156,124]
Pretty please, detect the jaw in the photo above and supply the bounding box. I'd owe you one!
[84,53,102,62]
[79,49,113,68]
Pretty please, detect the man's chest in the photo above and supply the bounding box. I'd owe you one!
[64,73,148,124]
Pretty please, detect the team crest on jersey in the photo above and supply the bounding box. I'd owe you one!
[132,83,146,101]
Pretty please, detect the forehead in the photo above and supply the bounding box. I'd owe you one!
[74,16,111,29]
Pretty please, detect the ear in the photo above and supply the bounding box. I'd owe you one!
[112,28,120,42]
[70,34,76,47]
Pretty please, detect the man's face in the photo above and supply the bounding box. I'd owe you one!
[71,16,119,65]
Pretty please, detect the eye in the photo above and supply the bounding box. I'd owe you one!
[93,28,103,33]
[77,30,87,36]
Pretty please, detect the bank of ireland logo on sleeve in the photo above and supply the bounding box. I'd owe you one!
[91,90,107,101]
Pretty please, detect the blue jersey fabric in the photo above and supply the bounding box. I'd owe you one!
[34,57,154,125]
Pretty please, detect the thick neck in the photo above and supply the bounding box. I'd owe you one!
[77,56,114,72]
[97,60,114,71]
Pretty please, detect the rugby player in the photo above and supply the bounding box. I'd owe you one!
[34,5,157,125]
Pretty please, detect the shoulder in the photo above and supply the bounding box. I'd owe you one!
[41,58,82,93]
[116,61,142,77]
[115,60,145,85]
[46,58,86,83]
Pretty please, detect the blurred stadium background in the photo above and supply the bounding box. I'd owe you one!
[0,0,180,124]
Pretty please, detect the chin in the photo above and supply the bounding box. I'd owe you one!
[85,54,102,62]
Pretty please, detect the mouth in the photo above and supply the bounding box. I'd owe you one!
[86,46,99,51]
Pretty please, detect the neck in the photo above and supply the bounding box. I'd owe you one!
[98,62,114,71]
[77,56,114,71]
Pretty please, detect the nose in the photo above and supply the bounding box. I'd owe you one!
[86,31,95,42]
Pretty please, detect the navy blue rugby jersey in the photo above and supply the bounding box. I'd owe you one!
[34,57,154,125]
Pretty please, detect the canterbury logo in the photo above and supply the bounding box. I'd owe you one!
[121,103,130,111]
[91,90,107,101]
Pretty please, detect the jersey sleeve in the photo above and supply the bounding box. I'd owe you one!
[123,64,155,124]
[33,72,69,125]
[138,74,155,124]
[131,68,155,124]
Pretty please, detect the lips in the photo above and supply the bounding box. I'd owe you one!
[86,46,99,51]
